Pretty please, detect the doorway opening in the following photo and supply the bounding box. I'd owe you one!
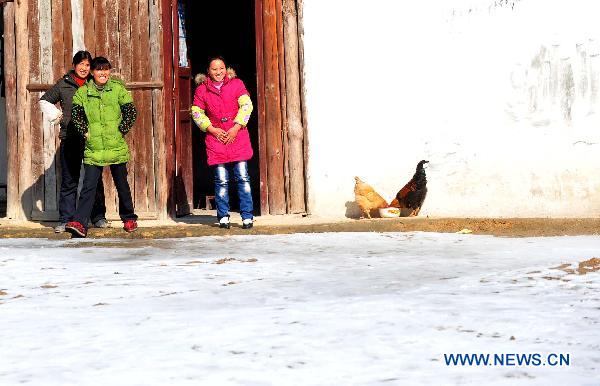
[181,0,261,214]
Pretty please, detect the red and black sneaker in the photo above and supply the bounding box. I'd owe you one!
[65,221,87,238]
[123,219,138,233]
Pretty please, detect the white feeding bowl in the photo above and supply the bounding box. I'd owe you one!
[379,207,400,218]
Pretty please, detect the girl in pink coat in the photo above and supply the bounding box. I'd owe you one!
[192,57,254,229]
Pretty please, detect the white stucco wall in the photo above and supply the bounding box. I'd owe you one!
[302,0,600,218]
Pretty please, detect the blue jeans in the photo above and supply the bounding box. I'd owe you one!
[213,161,253,221]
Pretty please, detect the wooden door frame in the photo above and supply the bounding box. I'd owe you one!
[254,0,269,215]
[162,0,270,216]
[161,0,176,218]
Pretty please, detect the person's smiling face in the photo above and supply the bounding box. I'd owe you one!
[74,59,90,79]
[208,59,226,83]
[91,67,110,86]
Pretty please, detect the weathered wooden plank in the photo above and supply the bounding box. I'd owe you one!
[283,0,305,213]
[255,0,269,215]
[137,0,152,213]
[103,163,118,217]
[149,0,163,82]
[38,0,53,84]
[276,0,290,214]
[130,0,142,81]
[70,0,85,52]
[150,0,166,218]
[126,0,142,213]
[39,0,58,212]
[134,91,150,213]
[118,0,132,81]
[62,0,73,68]
[297,0,310,213]
[28,0,45,212]
[94,0,108,56]
[263,0,286,214]
[42,119,58,212]
[126,90,140,212]
[3,3,22,219]
[150,88,162,215]
[82,0,95,53]
[138,0,151,81]
[160,0,175,218]
[51,0,64,78]
[105,0,119,73]
[16,0,33,219]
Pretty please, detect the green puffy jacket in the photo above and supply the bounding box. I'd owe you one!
[72,78,137,166]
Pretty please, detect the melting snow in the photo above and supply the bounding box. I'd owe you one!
[0,232,599,385]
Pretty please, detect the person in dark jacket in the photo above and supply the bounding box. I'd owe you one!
[40,50,107,233]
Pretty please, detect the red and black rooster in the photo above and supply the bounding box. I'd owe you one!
[390,160,429,216]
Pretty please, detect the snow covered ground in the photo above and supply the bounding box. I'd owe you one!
[0,232,599,386]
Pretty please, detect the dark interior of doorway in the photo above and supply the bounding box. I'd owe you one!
[182,0,260,214]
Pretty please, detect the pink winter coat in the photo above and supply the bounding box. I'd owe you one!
[192,73,254,166]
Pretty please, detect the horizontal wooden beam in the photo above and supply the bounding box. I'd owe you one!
[26,81,164,92]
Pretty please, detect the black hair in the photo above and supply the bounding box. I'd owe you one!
[91,56,112,71]
[72,50,92,65]
[207,56,226,71]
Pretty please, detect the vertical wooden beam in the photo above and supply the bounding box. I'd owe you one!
[105,0,119,72]
[150,0,166,219]
[51,0,64,77]
[161,0,175,218]
[39,0,58,212]
[29,0,44,213]
[255,0,269,215]
[283,0,305,213]
[262,0,286,215]
[136,0,152,214]
[70,0,85,52]
[276,0,290,214]
[3,3,21,219]
[16,0,32,219]
[94,0,108,56]
[118,0,132,81]
[62,0,72,67]
[296,0,310,214]
[82,0,95,53]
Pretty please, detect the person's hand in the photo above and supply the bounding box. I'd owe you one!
[207,126,227,143]
[84,132,89,140]
[51,113,63,125]
[224,125,241,145]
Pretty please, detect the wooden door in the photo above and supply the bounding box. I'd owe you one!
[172,1,193,216]
[16,0,165,221]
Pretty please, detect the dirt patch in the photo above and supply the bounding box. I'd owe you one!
[551,257,600,275]
[576,257,600,275]
[0,217,599,239]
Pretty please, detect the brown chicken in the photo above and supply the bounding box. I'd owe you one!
[390,160,429,216]
[354,176,389,219]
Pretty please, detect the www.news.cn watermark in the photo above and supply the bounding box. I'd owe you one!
[444,353,570,367]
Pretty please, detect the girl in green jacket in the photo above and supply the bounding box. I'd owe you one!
[65,57,138,237]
